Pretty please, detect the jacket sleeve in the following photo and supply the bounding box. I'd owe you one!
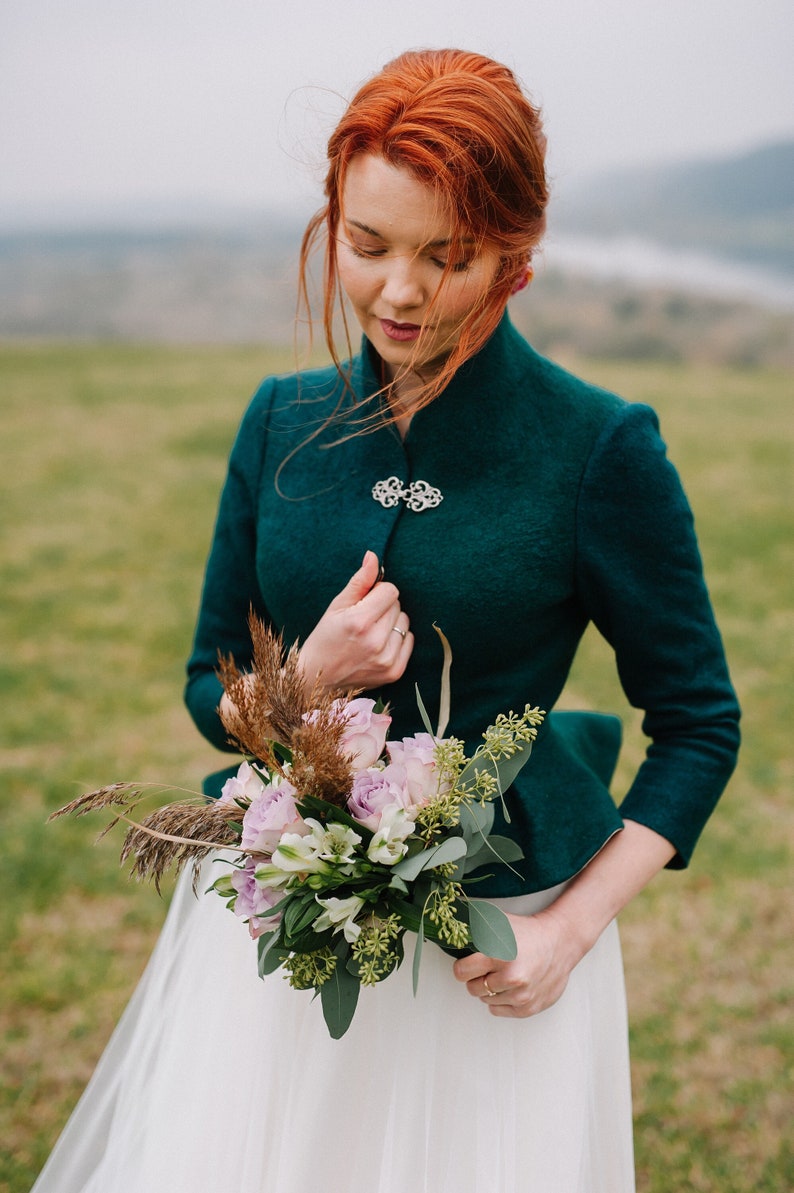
[184,381,275,751]
[575,401,740,866]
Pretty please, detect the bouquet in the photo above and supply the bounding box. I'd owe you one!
[52,616,544,1037]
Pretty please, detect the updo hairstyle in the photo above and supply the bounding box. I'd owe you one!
[298,48,549,414]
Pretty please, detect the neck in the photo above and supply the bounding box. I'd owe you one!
[382,360,433,438]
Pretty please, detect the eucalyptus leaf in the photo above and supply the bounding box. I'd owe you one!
[392,835,467,882]
[412,912,425,996]
[320,949,361,1038]
[467,899,518,961]
[459,798,495,841]
[463,834,525,876]
[459,740,536,823]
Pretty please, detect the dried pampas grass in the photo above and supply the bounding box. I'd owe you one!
[51,613,362,889]
[218,612,357,805]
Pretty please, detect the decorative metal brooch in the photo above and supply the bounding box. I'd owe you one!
[371,477,444,512]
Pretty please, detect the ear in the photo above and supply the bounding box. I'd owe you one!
[510,263,533,295]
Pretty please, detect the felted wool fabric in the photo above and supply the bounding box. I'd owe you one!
[186,314,740,896]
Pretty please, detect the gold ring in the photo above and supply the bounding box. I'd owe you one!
[392,626,407,639]
[483,977,497,998]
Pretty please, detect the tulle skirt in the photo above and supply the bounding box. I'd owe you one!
[32,856,635,1193]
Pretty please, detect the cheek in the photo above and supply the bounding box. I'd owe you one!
[337,254,372,310]
[435,276,492,325]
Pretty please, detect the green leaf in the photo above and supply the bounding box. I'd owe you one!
[257,930,287,977]
[466,899,518,961]
[414,684,436,737]
[459,798,495,842]
[386,895,423,934]
[388,874,409,895]
[392,835,467,882]
[463,834,525,876]
[320,947,361,1038]
[271,741,293,766]
[459,740,536,823]
[412,911,425,996]
[282,892,320,946]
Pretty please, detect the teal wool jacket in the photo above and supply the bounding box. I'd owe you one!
[185,314,740,896]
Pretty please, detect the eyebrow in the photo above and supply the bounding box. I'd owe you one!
[346,219,471,249]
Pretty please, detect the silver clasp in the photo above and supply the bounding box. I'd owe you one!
[372,476,444,512]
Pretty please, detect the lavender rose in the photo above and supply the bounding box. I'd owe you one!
[347,763,411,831]
[230,859,282,938]
[240,777,302,855]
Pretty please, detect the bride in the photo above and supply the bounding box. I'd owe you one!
[33,48,739,1193]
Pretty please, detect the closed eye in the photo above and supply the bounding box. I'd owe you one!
[431,257,471,273]
[347,242,386,259]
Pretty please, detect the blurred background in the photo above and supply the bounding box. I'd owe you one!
[2,3,792,1191]
[2,0,793,355]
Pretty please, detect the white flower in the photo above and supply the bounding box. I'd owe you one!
[270,818,362,874]
[367,804,415,866]
[314,894,365,942]
[316,821,362,863]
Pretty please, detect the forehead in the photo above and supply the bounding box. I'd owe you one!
[341,154,455,245]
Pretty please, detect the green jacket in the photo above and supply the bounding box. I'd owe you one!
[185,314,740,896]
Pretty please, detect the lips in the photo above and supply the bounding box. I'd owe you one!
[379,318,422,342]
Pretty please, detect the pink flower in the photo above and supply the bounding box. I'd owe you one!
[338,698,391,770]
[219,760,268,805]
[386,733,447,804]
[240,777,302,856]
[230,859,282,939]
[347,764,411,831]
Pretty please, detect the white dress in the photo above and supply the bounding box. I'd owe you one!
[32,856,635,1193]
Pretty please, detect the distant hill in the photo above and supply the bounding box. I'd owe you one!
[1,147,792,356]
[553,141,794,274]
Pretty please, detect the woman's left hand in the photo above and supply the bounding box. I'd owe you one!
[451,906,583,1018]
[453,822,676,1017]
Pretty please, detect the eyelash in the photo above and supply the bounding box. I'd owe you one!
[347,244,471,272]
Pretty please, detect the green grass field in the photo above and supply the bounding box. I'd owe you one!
[1,342,791,1191]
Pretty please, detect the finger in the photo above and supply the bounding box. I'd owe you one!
[385,622,413,670]
[478,979,509,1003]
[328,551,381,610]
[452,953,490,983]
[375,605,410,652]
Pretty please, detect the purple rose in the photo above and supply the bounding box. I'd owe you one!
[240,777,302,855]
[386,733,447,804]
[230,859,282,939]
[346,763,410,831]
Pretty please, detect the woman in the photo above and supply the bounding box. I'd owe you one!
[34,49,740,1193]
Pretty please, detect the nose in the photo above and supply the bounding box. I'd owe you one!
[380,255,424,311]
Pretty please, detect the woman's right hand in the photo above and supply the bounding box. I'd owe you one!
[298,550,414,692]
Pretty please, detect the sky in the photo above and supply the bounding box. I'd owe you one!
[1,0,792,226]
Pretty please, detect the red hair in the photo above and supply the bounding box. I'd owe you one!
[298,49,548,422]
